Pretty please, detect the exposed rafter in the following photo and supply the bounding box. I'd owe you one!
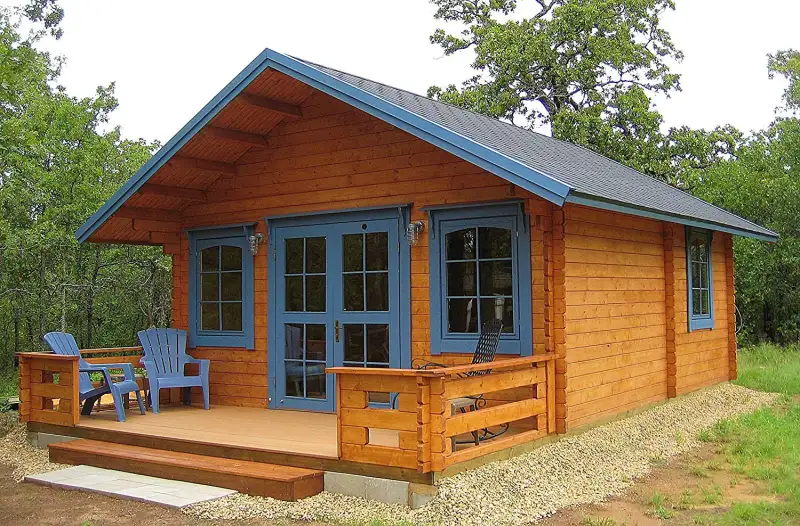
[138,184,208,202]
[239,92,303,118]
[168,155,238,175]
[200,125,268,146]
[115,206,182,223]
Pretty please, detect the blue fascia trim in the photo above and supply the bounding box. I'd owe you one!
[76,48,570,243]
[566,193,778,242]
[76,49,276,243]
[686,227,715,332]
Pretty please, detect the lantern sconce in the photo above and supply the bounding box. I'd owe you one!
[406,221,425,247]
[248,233,264,256]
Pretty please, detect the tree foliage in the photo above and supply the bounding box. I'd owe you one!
[0,3,169,369]
[427,0,738,184]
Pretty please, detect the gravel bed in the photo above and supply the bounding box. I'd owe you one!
[186,383,778,525]
[0,413,67,481]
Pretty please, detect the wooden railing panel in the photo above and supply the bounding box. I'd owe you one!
[330,354,556,473]
[18,353,80,427]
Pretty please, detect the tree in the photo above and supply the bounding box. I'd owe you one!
[692,51,800,343]
[0,3,169,368]
[426,0,738,184]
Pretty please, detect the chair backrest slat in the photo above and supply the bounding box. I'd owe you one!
[43,331,93,393]
[138,328,188,377]
[468,319,503,377]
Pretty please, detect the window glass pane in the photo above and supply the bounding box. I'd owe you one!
[201,247,219,272]
[221,246,242,271]
[221,303,243,331]
[480,297,514,333]
[446,228,476,260]
[343,274,364,311]
[479,261,513,296]
[447,261,477,296]
[306,324,326,360]
[344,324,365,362]
[201,273,219,301]
[447,298,478,333]
[366,324,389,364]
[478,227,512,259]
[306,237,326,274]
[284,324,304,359]
[692,290,702,316]
[366,273,388,311]
[305,363,326,399]
[285,238,304,274]
[221,272,242,301]
[305,275,326,312]
[691,262,701,287]
[285,276,303,311]
[365,232,388,271]
[201,303,220,331]
[701,290,709,316]
[343,234,363,272]
[284,360,304,397]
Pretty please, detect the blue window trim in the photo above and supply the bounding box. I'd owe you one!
[428,203,533,356]
[686,227,715,332]
[188,225,256,349]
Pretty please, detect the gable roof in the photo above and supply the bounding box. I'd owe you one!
[76,48,777,243]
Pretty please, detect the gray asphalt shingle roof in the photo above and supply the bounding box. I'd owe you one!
[300,60,777,240]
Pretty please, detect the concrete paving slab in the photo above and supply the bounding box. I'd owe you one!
[25,465,237,509]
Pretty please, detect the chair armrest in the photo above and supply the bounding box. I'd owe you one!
[183,356,210,377]
[83,362,136,381]
[80,365,114,387]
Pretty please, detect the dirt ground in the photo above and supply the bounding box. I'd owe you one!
[541,444,778,526]
[0,442,777,526]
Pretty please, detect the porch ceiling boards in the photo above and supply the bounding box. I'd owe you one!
[90,68,315,244]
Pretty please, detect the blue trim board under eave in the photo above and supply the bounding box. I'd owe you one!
[566,193,778,242]
[75,48,571,243]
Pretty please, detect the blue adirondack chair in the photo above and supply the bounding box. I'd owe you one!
[42,332,146,422]
[137,328,210,413]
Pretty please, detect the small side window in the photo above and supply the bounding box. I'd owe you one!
[687,228,714,331]
[189,226,255,348]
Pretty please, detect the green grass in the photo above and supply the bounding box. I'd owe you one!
[734,343,800,395]
[0,372,16,400]
[705,344,800,524]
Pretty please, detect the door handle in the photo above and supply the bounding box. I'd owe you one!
[334,320,340,343]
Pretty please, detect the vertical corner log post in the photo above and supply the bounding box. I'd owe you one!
[724,233,737,380]
[552,208,567,434]
[415,376,432,472]
[664,223,678,398]
[429,376,448,472]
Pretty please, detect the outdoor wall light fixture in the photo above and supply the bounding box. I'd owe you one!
[406,221,425,246]
[248,233,264,256]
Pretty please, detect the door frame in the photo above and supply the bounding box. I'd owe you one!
[266,205,412,411]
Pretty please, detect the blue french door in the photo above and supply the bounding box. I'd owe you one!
[272,218,401,411]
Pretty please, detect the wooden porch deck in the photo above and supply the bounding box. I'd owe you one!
[77,405,398,459]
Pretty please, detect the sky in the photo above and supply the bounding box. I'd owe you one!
[19,0,800,144]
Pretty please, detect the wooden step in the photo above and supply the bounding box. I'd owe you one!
[48,439,323,501]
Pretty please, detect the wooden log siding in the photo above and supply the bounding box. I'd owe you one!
[17,353,80,427]
[562,205,668,429]
[668,228,733,394]
[329,354,554,473]
[167,90,553,407]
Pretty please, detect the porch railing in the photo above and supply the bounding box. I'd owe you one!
[17,346,144,426]
[328,353,555,473]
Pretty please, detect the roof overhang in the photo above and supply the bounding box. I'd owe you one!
[566,193,779,242]
[76,48,571,243]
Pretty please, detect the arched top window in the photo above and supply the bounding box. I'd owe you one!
[189,226,255,349]
[428,203,532,355]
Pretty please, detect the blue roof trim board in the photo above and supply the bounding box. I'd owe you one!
[76,47,778,243]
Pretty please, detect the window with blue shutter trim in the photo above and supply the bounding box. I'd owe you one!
[686,228,714,331]
[188,225,255,349]
[428,203,533,355]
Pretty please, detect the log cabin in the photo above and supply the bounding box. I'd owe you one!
[18,48,777,500]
